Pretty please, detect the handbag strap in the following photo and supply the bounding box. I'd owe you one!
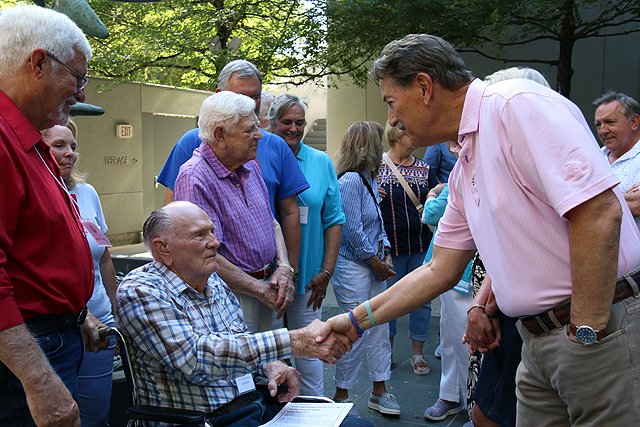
[383,152,422,210]
[338,170,377,204]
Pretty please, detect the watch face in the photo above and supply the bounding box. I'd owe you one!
[575,326,598,345]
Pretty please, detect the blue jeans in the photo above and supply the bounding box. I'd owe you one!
[0,326,84,426]
[78,322,116,427]
[387,252,431,342]
[208,388,374,427]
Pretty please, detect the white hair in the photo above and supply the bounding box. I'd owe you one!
[216,60,262,89]
[198,91,256,143]
[484,67,550,88]
[0,5,92,78]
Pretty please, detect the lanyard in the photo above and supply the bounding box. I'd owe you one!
[34,145,82,220]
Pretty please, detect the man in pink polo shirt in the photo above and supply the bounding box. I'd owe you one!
[323,34,640,426]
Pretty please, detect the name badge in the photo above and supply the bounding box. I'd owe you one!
[299,206,309,224]
[235,373,256,395]
[82,219,112,247]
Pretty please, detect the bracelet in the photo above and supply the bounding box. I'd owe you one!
[363,300,377,327]
[466,303,486,315]
[319,267,333,280]
[427,192,438,198]
[348,310,364,338]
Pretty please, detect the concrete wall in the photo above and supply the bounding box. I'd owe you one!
[327,31,640,157]
[73,79,210,245]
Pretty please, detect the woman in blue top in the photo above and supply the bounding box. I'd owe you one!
[268,94,345,396]
[332,121,401,416]
[43,123,117,427]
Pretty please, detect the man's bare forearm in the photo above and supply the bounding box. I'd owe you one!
[272,219,291,267]
[277,197,299,270]
[216,255,265,301]
[0,324,57,389]
[566,189,622,330]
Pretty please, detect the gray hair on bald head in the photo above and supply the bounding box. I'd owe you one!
[142,208,174,251]
[217,60,263,89]
[198,91,257,143]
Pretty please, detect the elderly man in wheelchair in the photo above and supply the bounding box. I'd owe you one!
[115,202,372,426]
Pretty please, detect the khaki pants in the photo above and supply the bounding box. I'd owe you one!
[515,295,640,426]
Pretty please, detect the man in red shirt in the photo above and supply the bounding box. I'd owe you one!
[0,5,105,426]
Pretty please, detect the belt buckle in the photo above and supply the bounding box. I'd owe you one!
[76,306,88,326]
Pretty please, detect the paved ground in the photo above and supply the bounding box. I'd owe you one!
[321,287,470,427]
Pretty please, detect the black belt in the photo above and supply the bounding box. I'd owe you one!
[24,306,88,337]
[208,390,260,418]
[520,267,640,336]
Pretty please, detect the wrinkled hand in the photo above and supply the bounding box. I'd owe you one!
[463,307,501,353]
[266,361,301,403]
[305,273,330,311]
[81,311,109,353]
[368,256,396,281]
[319,313,359,344]
[624,184,640,216]
[378,186,387,198]
[291,319,352,364]
[268,267,295,318]
[24,374,80,427]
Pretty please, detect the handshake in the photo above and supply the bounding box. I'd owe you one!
[288,315,360,364]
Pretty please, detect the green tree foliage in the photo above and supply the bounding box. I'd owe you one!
[86,0,327,90]
[320,0,640,97]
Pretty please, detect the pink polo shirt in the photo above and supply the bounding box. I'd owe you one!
[435,78,640,317]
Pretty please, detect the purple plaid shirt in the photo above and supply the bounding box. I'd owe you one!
[174,142,277,272]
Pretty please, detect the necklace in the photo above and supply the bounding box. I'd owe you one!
[387,150,413,167]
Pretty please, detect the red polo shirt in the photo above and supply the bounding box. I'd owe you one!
[0,90,93,330]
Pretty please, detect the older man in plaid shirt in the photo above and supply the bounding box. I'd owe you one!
[116,202,370,426]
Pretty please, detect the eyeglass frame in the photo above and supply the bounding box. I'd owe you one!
[47,52,89,93]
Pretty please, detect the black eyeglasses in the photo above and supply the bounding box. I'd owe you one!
[47,52,89,93]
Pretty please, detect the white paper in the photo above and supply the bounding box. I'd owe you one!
[258,402,353,427]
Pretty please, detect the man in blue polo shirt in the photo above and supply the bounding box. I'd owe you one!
[157,60,309,316]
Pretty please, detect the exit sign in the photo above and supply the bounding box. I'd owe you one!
[116,124,133,139]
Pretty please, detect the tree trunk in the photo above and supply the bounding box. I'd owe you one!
[556,0,576,97]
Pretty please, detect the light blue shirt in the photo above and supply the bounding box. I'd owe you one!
[295,143,345,293]
[338,171,389,266]
[603,140,640,229]
[422,184,472,290]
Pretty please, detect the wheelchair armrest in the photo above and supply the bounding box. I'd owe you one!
[127,404,207,425]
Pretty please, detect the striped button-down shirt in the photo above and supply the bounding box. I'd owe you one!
[174,142,276,272]
[116,261,291,413]
[338,171,390,265]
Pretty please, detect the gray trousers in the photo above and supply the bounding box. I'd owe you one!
[515,294,640,426]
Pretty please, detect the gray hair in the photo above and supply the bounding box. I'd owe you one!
[216,60,263,90]
[0,5,91,78]
[593,91,640,120]
[142,207,174,251]
[336,121,384,176]
[371,34,472,90]
[197,91,257,143]
[484,67,550,88]
[259,91,276,122]
[267,94,307,123]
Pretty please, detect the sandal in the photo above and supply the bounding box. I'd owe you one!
[411,354,431,376]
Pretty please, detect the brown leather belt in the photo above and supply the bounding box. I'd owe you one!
[208,390,260,417]
[520,267,640,336]
[245,263,274,280]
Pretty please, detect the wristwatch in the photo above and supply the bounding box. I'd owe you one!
[569,323,605,346]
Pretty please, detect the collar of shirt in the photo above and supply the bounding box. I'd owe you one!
[295,141,307,162]
[601,139,640,163]
[455,78,486,151]
[0,89,44,152]
[150,259,226,302]
[198,140,251,180]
